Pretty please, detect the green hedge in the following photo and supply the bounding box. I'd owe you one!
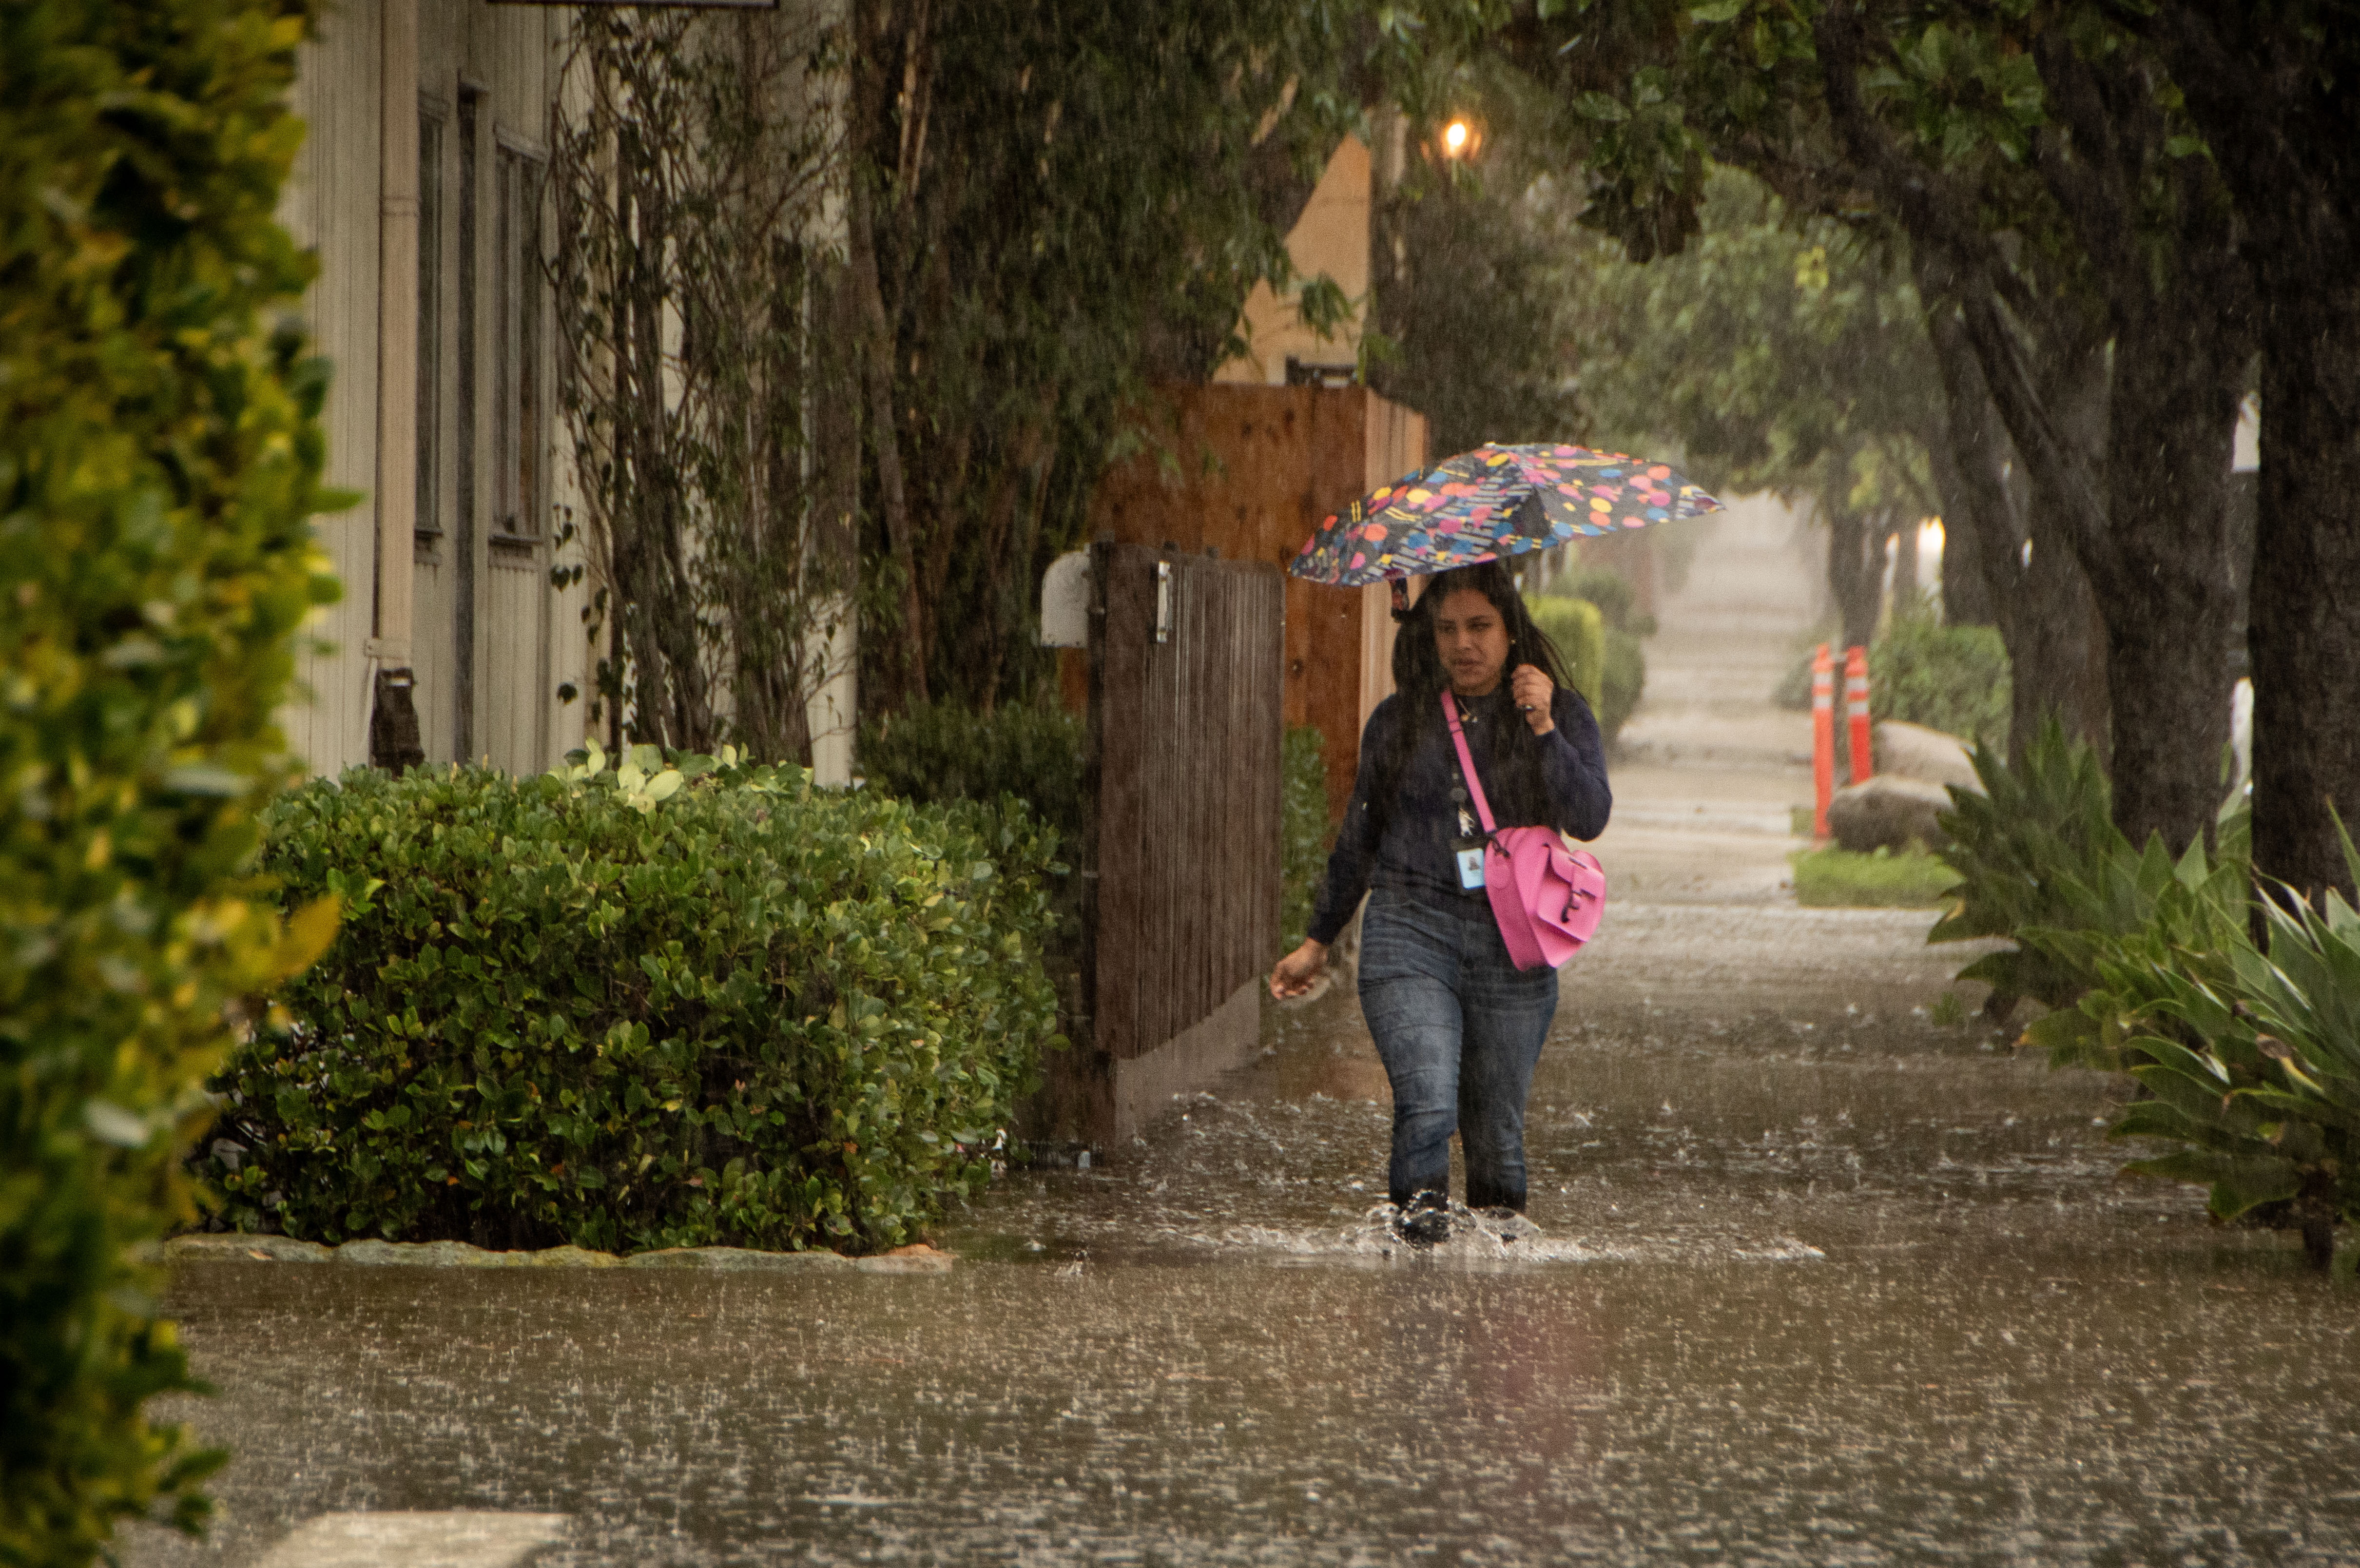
[1599,628,1646,747]
[1869,611,2011,752]
[1,1,336,1560]
[1774,613,2011,754]
[863,701,1327,961]
[859,698,1087,845]
[1549,565,1656,638]
[1528,584,1647,745]
[1280,726,1331,952]
[1525,596,1606,710]
[204,746,1064,1256]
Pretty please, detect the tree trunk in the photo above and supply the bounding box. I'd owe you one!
[2016,490,2112,774]
[2023,332,2116,775]
[1920,297,2109,762]
[1890,517,1919,611]
[1925,421,1995,627]
[2248,279,2360,902]
[2135,0,2360,903]
[2098,307,2243,852]
[849,0,929,710]
[2027,28,2248,855]
[1825,502,1883,657]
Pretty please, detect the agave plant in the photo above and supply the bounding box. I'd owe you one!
[2101,832,2360,1270]
[1934,718,2248,1016]
[2018,825,2255,1072]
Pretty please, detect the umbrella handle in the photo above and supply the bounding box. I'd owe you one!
[1389,579,1410,621]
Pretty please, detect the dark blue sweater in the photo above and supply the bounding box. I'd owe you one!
[1307,685,1612,944]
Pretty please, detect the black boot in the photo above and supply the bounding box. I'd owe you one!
[1394,1190,1451,1248]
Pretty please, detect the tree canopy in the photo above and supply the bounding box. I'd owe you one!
[1498,0,2273,862]
[849,0,1495,711]
[1564,167,1942,653]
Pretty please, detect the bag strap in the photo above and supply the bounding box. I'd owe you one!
[1441,689,1498,836]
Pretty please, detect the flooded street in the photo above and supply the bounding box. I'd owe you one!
[129,503,2359,1566]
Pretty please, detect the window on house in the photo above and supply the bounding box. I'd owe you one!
[454,88,481,760]
[494,142,544,541]
[415,106,443,542]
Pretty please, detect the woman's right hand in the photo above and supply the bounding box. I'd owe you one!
[1270,938,1330,1000]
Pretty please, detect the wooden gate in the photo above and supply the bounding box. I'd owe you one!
[1053,542,1283,1141]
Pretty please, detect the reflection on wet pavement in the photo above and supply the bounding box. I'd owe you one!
[122,505,2360,1564]
[127,901,2360,1568]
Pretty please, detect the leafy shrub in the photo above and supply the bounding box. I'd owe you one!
[204,744,1063,1256]
[1599,629,1647,746]
[2098,842,2360,1268]
[1525,596,1606,710]
[2011,827,2351,1267]
[1929,719,2249,1013]
[1789,844,1961,908]
[2013,821,2254,1072]
[1869,610,2011,752]
[1526,593,1645,745]
[1280,726,1331,952]
[1773,614,2010,753]
[860,698,1086,845]
[1,0,337,1558]
[1771,627,1832,710]
[1934,721,2360,1268]
[1545,566,1656,636]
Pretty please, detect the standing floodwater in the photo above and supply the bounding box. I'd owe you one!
[124,503,2360,1567]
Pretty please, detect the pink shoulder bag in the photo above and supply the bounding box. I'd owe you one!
[1442,690,1606,971]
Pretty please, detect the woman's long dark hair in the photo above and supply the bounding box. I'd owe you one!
[1369,561,1575,836]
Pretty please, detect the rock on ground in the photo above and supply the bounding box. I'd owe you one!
[1828,775,1955,853]
[1874,720,1984,794]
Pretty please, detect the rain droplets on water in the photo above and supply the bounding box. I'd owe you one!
[120,505,2360,1567]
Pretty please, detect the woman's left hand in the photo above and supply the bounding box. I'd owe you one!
[1511,664,1555,735]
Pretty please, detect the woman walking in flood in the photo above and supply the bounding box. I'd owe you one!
[1270,561,1610,1246]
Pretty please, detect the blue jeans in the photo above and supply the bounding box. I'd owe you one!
[1356,890,1559,1211]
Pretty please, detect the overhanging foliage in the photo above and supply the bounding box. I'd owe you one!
[0,0,340,1557]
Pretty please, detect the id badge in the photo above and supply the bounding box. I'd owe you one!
[1453,840,1487,890]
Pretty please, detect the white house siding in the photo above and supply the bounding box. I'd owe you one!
[278,1,580,779]
[280,3,384,777]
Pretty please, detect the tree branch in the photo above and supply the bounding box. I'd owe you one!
[850,0,929,705]
[1815,0,2123,598]
[2028,32,2140,301]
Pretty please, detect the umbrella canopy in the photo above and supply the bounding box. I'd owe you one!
[1289,442,1722,587]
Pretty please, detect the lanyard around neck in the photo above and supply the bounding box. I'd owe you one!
[1442,689,1498,836]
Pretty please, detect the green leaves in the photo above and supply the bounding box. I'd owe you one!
[1932,717,2144,1008]
[208,758,1063,1259]
[1944,732,2360,1260]
[3,0,333,1556]
[1868,611,2010,753]
[1558,165,1940,521]
[1279,726,1332,954]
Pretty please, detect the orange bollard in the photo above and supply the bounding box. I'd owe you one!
[1845,644,1873,784]
[1811,643,1835,837]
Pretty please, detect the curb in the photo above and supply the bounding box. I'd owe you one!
[155,1234,954,1274]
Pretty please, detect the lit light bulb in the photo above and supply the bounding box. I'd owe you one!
[1444,121,1470,154]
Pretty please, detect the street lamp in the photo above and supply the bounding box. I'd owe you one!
[1436,117,1482,161]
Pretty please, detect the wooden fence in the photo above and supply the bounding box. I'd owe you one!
[1045,542,1282,1142]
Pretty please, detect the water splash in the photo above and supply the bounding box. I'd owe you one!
[1197,1200,1827,1267]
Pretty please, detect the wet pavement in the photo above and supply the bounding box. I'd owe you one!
[125,503,2359,1566]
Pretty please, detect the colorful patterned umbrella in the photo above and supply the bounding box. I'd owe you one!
[1289,442,1722,587]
